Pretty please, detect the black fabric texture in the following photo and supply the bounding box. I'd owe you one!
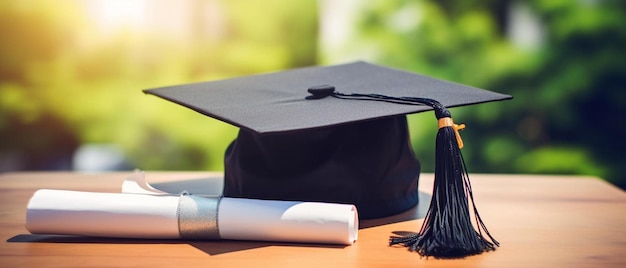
[223,116,420,219]
[143,61,513,220]
[144,61,512,135]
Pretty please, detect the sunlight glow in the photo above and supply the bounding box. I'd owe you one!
[86,0,147,32]
[82,0,225,42]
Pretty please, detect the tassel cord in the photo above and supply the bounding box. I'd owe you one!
[317,90,498,258]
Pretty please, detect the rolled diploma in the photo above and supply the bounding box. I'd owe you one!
[26,190,180,239]
[219,198,357,245]
[25,190,358,245]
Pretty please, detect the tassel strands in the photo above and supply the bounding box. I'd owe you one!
[305,87,500,258]
[389,109,499,258]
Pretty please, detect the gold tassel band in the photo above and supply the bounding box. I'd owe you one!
[438,117,466,149]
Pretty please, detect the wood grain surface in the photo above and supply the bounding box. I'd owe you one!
[1,172,624,267]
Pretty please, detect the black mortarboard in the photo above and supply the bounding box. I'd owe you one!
[144,61,511,257]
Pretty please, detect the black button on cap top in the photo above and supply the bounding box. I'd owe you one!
[306,85,335,99]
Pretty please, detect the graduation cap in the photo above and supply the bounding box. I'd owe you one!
[144,61,510,257]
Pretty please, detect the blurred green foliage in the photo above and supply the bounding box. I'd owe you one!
[344,0,626,188]
[0,0,317,171]
[1,0,624,189]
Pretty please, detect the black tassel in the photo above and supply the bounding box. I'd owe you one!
[306,88,499,258]
[388,103,499,258]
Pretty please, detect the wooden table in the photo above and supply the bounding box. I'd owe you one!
[1,172,624,267]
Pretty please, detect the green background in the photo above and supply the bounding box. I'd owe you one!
[1,0,624,189]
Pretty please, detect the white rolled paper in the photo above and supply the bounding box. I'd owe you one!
[25,190,358,245]
[26,190,181,239]
[219,197,357,245]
